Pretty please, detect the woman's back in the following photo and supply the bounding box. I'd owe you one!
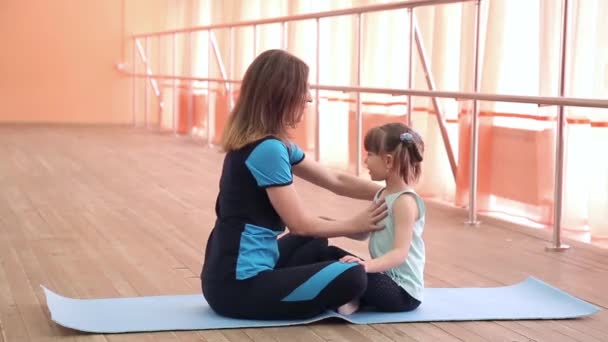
[203,137,303,282]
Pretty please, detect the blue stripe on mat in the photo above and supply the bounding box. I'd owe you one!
[41,277,600,333]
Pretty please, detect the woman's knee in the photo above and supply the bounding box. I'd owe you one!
[307,237,329,250]
[279,234,327,252]
[310,263,365,309]
[323,245,353,260]
[344,264,367,295]
[325,263,367,301]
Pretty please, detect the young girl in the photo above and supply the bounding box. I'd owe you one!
[334,122,426,315]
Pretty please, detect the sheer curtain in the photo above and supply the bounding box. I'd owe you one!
[165,0,608,241]
[561,0,608,239]
[148,0,211,134]
[455,0,608,239]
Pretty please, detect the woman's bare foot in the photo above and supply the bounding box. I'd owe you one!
[337,299,360,315]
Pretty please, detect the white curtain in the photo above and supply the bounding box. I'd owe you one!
[168,0,608,240]
[560,0,608,237]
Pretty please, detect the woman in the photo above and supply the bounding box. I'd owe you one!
[201,49,387,320]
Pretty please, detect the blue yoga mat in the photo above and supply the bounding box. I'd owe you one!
[42,277,599,333]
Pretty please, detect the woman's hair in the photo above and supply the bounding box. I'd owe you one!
[364,122,424,184]
[221,49,310,151]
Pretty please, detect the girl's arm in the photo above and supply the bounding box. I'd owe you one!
[266,184,387,238]
[364,194,418,273]
[292,158,381,201]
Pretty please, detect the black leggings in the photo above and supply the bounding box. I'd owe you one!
[281,235,421,312]
[202,235,367,320]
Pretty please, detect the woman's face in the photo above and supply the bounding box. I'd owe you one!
[294,87,312,125]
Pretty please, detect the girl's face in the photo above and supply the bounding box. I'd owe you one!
[364,151,393,181]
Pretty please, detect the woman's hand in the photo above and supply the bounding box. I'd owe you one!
[350,200,388,233]
[267,184,386,238]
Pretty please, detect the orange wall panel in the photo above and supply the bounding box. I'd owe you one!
[0,0,171,124]
[0,0,126,123]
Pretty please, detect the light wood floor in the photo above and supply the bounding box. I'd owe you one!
[0,125,607,342]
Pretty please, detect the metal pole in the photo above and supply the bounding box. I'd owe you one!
[466,0,481,226]
[355,14,363,176]
[309,83,608,108]
[315,18,321,162]
[158,35,162,130]
[132,39,137,127]
[129,72,608,110]
[281,21,287,50]
[158,35,162,77]
[210,32,229,92]
[144,37,149,129]
[128,72,608,109]
[413,18,458,180]
[407,8,414,126]
[547,0,570,251]
[207,30,212,145]
[229,27,235,111]
[188,32,193,136]
[172,33,177,135]
[253,25,257,56]
[131,0,476,39]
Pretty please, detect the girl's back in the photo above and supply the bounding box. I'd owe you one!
[368,189,426,301]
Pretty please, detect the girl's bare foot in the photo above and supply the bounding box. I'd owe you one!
[337,299,360,315]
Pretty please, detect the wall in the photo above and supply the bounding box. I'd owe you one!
[0,0,121,123]
[0,0,170,124]
[0,0,362,124]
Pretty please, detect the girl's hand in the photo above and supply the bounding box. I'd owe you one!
[340,255,368,271]
[340,255,362,263]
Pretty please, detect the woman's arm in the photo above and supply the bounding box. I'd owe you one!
[347,232,371,241]
[364,195,418,273]
[292,158,381,201]
[319,216,371,241]
[266,184,387,238]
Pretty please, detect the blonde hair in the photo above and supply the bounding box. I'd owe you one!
[221,50,309,151]
[364,122,424,184]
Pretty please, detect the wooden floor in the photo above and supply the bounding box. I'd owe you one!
[1,125,607,342]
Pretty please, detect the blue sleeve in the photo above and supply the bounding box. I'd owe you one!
[288,141,305,165]
[246,139,293,187]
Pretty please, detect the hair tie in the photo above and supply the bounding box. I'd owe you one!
[399,132,414,143]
